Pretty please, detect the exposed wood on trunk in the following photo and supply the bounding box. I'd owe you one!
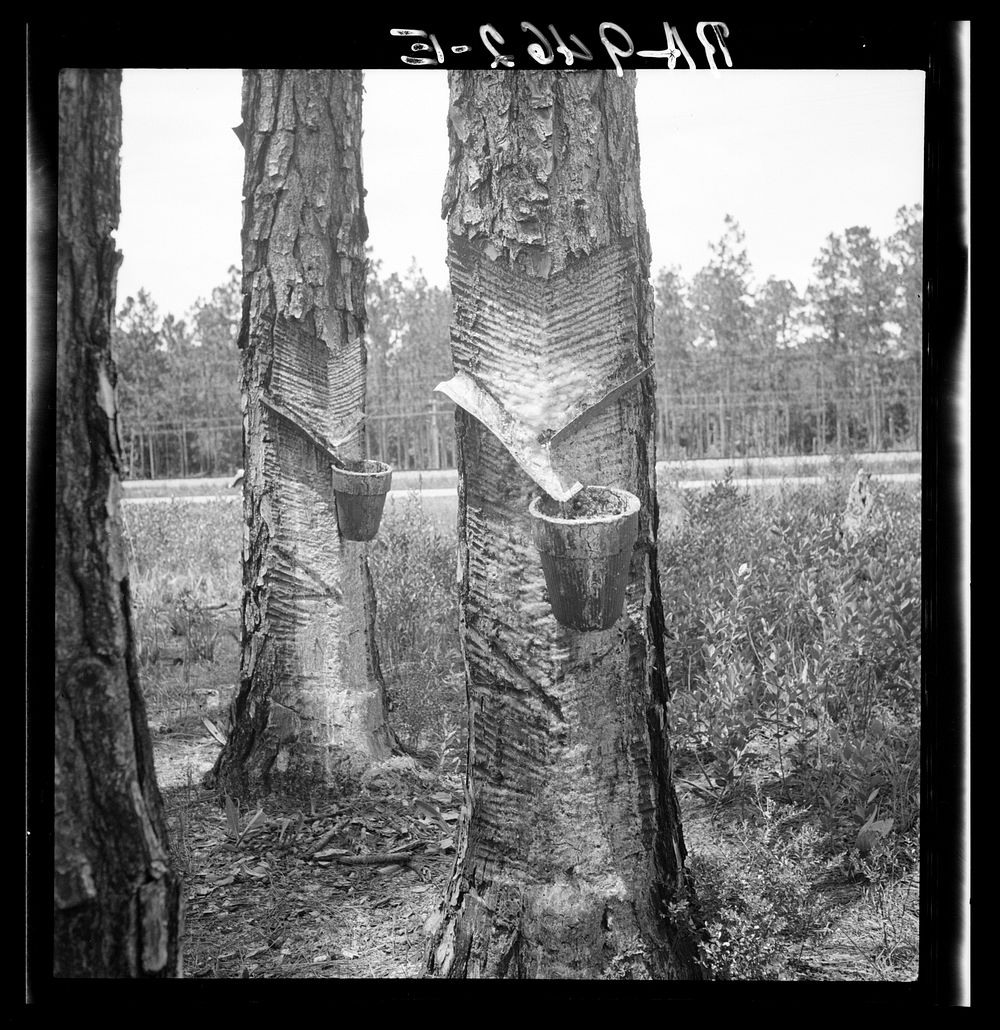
[54,68,182,977]
[210,70,394,802]
[425,70,702,980]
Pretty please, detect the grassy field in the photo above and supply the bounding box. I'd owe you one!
[122,461,920,981]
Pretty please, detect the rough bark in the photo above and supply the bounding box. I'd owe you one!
[54,68,183,977]
[424,71,703,980]
[210,70,395,802]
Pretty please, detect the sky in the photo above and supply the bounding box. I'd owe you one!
[115,68,925,320]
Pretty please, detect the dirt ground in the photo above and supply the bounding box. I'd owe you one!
[154,712,462,979]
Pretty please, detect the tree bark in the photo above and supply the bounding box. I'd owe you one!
[210,70,395,802]
[55,68,183,977]
[425,71,703,980]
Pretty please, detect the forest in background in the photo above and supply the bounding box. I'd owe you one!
[112,206,922,479]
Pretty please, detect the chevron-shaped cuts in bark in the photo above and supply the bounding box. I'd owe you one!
[436,237,650,500]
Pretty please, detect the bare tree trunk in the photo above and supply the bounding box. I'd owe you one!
[719,386,727,456]
[425,71,702,980]
[429,397,441,469]
[210,70,395,802]
[55,68,182,977]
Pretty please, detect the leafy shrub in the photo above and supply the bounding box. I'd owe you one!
[661,474,921,850]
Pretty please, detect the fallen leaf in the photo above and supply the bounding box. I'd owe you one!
[410,884,430,893]
[202,717,227,745]
[224,795,239,839]
[244,809,266,832]
[857,817,894,854]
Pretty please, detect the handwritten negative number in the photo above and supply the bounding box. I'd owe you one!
[391,22,731,75]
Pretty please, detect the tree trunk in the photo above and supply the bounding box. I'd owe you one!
[55,68,182,977]
[720,377,728,456]
[429,397,441,469]
[210,70,394,802]
[425,71,702,980]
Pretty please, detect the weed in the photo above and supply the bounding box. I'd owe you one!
[431,708,465,776]
[223,793,267,847]
[122,498,241,720]
[169,769,201,877]
[367,493,464,750]
[840,826,920,981]
[685,790,835,980]
[601,933,653,980]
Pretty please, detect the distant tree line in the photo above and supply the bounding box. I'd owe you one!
[112,207,921,478]
[653,206,922,458]
[364,259,454,470]
[113,267,243,479]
